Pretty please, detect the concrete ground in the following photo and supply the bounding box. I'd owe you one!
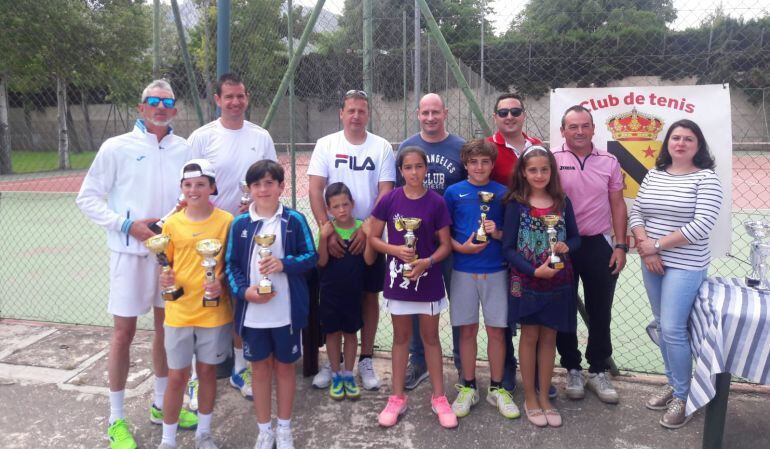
[1,319,768,449]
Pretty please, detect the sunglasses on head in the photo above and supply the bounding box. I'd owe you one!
[495,107,523,118]
[144,96,176,108]
[344,89,368,98]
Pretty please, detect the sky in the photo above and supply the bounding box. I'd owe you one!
[295,0,770,34]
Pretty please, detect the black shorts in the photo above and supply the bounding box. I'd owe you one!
[320,292,363,334]
[363,252,385,293]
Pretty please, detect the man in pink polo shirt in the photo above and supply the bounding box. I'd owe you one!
[487,93,542,186]
[553,105,628,405]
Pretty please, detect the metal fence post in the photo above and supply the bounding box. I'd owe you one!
[261,0,326,131]
[363,0,373,132]
[415,0,491,136]
[171,0,204,126]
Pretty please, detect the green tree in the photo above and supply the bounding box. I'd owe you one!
[319,0,492,53]
[0,0,151,170]
[188,0,308,115]
[512,0,675,36]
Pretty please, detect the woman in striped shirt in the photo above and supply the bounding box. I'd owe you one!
[629,119,723,430]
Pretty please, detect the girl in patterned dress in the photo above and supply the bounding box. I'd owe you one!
[502,146,580,428]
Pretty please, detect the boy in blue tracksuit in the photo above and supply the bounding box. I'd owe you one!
[225,160,317,449]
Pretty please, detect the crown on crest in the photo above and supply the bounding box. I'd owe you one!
[605,108,664,141]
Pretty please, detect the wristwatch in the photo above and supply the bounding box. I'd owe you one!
[654,240,661,252]
[614,243,629,253]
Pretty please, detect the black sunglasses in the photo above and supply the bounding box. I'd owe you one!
[144,96,176,108]
[495,107,523,118]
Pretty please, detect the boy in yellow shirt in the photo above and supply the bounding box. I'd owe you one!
[158,159,234,449]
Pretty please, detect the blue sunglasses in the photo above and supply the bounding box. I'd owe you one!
[144,96,176,108]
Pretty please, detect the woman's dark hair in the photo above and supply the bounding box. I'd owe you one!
[396,146,428,168]
[324,182,354,205]
[502,145,565,212]
[656,119,715,170]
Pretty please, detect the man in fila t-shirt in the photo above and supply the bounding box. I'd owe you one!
[308,90,396,391]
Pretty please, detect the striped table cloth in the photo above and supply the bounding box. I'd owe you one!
[687,276,770,415]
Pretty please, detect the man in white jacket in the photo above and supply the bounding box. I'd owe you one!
[76,80,196,449]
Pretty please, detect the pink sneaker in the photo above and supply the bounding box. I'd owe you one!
[378,395,408,427]
[431,395,459,428]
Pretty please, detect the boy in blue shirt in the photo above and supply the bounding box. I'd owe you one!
[225,160,318,449]
[444,139,520,420]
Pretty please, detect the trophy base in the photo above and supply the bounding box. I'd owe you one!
[202,296,220,307]
[162,287,184,301]
[403,269,413,278]
[258,285,273,295]
[475,233,488,243]
[148,222,162,234]
[549,262,564,270]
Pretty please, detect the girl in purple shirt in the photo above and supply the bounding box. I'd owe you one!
[368,146,456,429]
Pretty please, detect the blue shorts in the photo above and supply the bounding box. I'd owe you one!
[241,325,302,364]
[320,292,363,334]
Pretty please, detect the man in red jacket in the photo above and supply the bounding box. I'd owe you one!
[487,93,542,186]
[487,93,552,398]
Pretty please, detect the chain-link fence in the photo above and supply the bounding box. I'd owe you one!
[1,0,769,376]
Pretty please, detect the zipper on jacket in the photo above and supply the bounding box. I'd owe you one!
[125,210,130,246]
[281,214,294,335]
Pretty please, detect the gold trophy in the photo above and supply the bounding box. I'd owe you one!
[254,234,276,294]
[395,217,422,277]
[541,215,564,269]
[145,234,185,301]
[196,239,223,307]
[475,191,495,242]
[240,181,251,207]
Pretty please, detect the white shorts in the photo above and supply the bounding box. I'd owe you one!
[108,251,163,317]
[384,297,448,316]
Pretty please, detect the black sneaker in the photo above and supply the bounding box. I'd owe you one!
[404,361,429,390]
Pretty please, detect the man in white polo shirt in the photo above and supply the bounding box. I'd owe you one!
[553,105,628,405]
[307,90,396,391]
[188,72,278,405]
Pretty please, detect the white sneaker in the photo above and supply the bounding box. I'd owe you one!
[187,379,199,412]
[312,361,332,389]
[276,426,294,449]
[195,432,219,449]
[451,385,479,418]
[357,357,381,390]
[586,372,619,404]
[486,386,520,419]
[253,431,275,449]
[565,369,585,400]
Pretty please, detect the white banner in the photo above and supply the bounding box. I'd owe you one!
[549,84,732,257]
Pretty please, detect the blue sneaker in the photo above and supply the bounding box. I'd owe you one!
[535,384,558,399]
[230,367,253,400]
[329,374,345,400]
[343,375,360,400]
